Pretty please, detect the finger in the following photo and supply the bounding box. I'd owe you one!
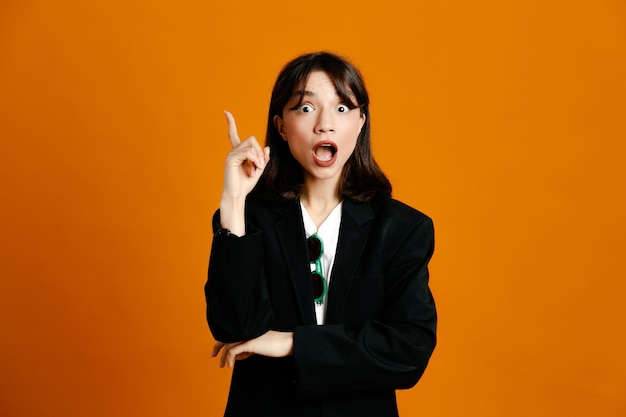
[263,145,270,164]
[235,140,267,177]
[228,146,264,178]
[224,111,241,148]
[228,138,265,169]
[219,345,228,368]
[241,137,266,170]
[219,343,238,368]
[223,343,239,368]
[246,160,258,179]
[234,352,254,361]
[222,341,252,368]
[246,146,270,178]
[211,341,225,357]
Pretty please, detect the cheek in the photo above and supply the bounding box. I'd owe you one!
[286,138,310,161]
[347,121,362,143]
[339,134,359,159]
[283,119,308,139]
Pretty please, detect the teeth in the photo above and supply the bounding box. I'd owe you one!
[315,144,335,161]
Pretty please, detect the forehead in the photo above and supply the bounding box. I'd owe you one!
[291,70,355,101]
[303,71,333,86]
[294,71,335,93]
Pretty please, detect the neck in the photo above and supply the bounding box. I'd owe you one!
[300,180,341,228]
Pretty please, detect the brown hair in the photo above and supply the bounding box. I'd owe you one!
[252,51,392,202]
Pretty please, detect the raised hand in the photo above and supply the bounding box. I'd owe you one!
[219,111,270,235]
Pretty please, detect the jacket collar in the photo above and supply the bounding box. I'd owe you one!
[273,199,375,325]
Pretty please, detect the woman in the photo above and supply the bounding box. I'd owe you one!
[206,52,436,417]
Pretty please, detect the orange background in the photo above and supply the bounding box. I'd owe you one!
[1,1,625,416]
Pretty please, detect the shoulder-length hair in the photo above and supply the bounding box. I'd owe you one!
[251,51,392,203]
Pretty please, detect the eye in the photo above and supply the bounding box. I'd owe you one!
[337,104,350,113]
[298,104,314,113]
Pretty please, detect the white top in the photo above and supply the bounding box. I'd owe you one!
[300,201,343,325]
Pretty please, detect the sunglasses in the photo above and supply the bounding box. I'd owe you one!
[307,234,326,305]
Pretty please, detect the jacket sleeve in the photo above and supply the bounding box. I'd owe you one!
[293,216,436,395]
[205,210,273,343]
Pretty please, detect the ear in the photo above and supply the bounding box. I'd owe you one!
[273,115,287,141]
[359,112,366,131]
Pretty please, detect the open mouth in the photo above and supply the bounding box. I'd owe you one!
[313,142,338,165]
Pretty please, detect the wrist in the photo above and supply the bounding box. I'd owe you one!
[219,196,246,236]
[219,195,246,212]
[282,331,295,356]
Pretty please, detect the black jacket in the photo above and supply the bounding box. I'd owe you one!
[206,196,436,417]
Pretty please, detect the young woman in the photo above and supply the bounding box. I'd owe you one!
[206,52,436,417]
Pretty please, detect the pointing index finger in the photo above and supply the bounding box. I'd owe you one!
[224,111,241,148]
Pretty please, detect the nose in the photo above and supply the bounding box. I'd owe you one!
[314,107,334,134]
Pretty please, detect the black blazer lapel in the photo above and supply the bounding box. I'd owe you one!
[325,199,374,324]
[274,202,317,325]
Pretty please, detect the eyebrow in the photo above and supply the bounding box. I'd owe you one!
[292,90,351,100]
[292,90,315,98]
[288,88,356,108]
